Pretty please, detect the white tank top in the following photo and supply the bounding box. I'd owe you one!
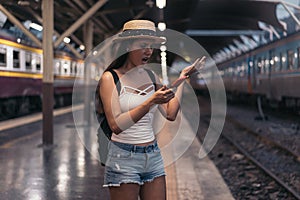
[111,84,157,144]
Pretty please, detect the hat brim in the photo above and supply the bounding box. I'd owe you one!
[113,35,166,44]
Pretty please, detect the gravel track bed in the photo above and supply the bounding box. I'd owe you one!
[202,133,297,200]
[192,95,300,199]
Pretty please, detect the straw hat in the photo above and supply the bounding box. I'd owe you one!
[113,20,166,44]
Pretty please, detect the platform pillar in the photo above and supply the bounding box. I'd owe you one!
[42,0,54,145]
[83,20,94,125]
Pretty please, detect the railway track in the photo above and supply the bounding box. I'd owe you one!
[200,112,300,199]
[227,116,300,161]
[192,95,300,199]
[221,118,300,200]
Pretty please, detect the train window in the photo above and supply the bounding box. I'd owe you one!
[287,49,295,70]
[264,58,269,74]
[71,61,76,75]
[13,50,20,68]
[228,67,233,77]
[273,53,281,72]
[281,52,287,71]
[277,52,284,71]
[261,57,266,74]
[62,61,70,74]
[36,56,41,71]
[239,62,246,77]
[269,50,275,72]
[257,57,262,74]
[0,47,6,67]
[25,52,32,70]
[74,63,77,75]
[55,61,61,74]
[261,58,269,74]
[70,62,73,74]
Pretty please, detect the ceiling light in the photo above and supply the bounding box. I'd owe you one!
[30,22,43,31]
[158,22,166,31]
[160,45,167,52]
[156,0,166,9]
[18,1,30,6]
[79,45,85,51]
[63,37,71,44]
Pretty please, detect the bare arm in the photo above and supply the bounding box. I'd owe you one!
[157,74,185,121]
[159,57,206,121]
[99,71,174,134]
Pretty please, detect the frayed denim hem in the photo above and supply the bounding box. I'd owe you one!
[103,180,143,187]
[143,174,166,183]
[103,174,166,188]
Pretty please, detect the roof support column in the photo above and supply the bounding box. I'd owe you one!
[42,0,54,145]
[83,20,94,125]
[84,21,94,55]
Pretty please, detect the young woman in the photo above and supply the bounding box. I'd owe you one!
[99,19,202,200]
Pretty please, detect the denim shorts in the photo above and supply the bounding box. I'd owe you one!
[103,140,166,187]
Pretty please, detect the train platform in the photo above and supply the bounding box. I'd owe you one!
[0,106,234,200]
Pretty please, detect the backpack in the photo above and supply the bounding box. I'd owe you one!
[95,68,156,165]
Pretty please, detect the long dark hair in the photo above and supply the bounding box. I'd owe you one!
[106,41,130,71]
[95,40,130,120]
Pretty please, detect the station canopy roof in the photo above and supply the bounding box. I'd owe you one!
[0,0,284,57]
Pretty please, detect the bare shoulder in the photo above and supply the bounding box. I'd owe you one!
[100,71,114,83]
[99,71,115,91]
[102,71,114,80]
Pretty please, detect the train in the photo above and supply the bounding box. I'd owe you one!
[192,30,300,111]
[0,36,85,120]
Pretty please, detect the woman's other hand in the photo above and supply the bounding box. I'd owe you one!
[170,56,206,88]
[180,56,206,77]
[181,56,206,78]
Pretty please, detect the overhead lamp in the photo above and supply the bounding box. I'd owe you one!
[18,1,30,6]
[79,45,85,51]
[63,37,71,44]
[30,22,43,31]
[160,45,167,52]
[158,22,166,31]
[156,0,166,9]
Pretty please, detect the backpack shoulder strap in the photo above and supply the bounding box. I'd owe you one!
[108,69,121,95]
[144,68,157,91]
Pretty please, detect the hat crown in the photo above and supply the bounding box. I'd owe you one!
[123,20,156,32]
[113,19,165,44]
